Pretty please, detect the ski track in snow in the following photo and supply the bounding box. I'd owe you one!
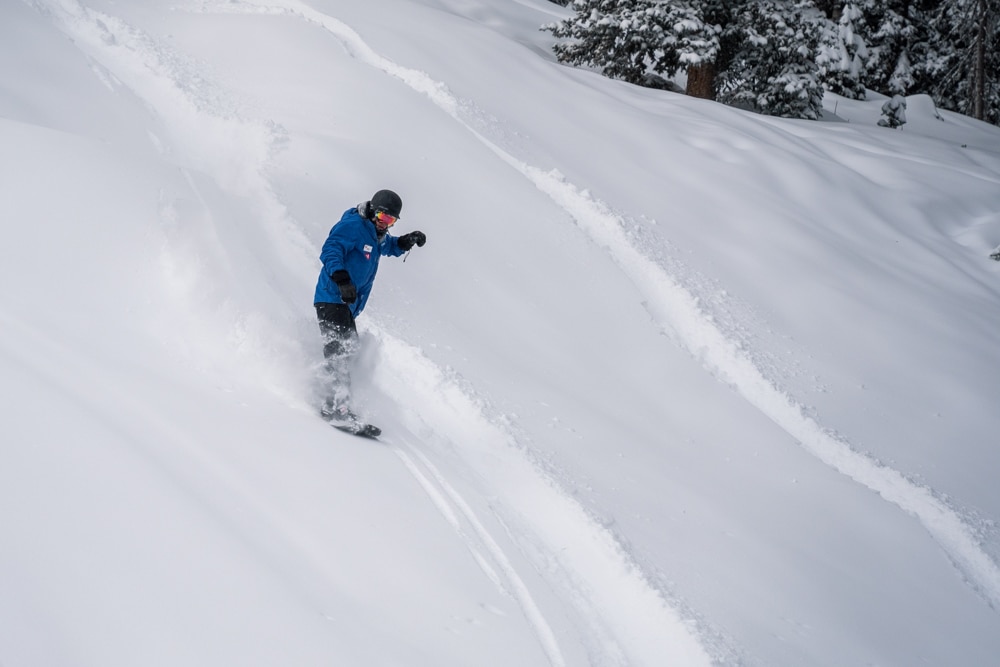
[209,0,1000,615]
[390,439,566,667]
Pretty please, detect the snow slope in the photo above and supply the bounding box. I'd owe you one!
[2,0,999,665]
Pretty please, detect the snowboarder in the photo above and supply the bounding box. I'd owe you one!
[314,189,426,433]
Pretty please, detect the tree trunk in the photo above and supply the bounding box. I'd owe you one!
[686,63,716,100]
[814,0,838,20]
[973,0,986,120]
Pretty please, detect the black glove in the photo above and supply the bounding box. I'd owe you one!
[331,269,357,304]
[397,231,427,252]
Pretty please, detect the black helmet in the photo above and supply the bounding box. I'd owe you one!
[370,189,402,218]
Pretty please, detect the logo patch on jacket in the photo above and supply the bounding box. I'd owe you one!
[363,244,373,259]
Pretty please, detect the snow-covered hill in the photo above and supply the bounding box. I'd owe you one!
[2,0,999,665]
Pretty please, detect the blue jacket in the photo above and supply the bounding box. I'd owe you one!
[314,207,406,317]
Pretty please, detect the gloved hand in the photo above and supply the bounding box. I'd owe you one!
[331,270,357,304]
[397,231,427,252]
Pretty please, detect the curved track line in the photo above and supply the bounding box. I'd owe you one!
[391,440,566,667]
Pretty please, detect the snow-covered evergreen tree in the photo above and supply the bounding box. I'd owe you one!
[878,94,907,127]
[817,2,870,99]
[862,0,927,96]
[930,0,999,124]
[886,48,915,96]
[544,0,999,126]
[671,2,723,67]
[546,0,826,119]
[545,0,666,86]
[668,0,734,97]
[720,1,825,119]
[544,0,726,92]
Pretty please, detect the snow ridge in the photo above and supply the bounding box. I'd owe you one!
[518,168,1000,613]
[372,331,716,666]
[247,0,1000,612]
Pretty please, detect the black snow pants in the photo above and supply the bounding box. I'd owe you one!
[315,302,358,413]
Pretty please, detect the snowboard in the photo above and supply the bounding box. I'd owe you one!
[332,422,382,439]
[322,404,381,439]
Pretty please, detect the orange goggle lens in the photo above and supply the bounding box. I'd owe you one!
[374,210,398,227]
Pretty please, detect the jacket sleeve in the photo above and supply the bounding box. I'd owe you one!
[380,234,406,258]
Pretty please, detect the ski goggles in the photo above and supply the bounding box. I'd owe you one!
[373,209,398,227]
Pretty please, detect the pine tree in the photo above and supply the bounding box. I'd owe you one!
[667,0,726,98]
[861,0,930,96]
[543,0,728,94]
[931,0,999,124]
[545,0,665,87]
[544,0,1000,125]
[546,0,828,118]
[878,94,908,127]
[814,0,840,19]
[664,0,742,99]
[719,1,826,119]
[817,2,871,99]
